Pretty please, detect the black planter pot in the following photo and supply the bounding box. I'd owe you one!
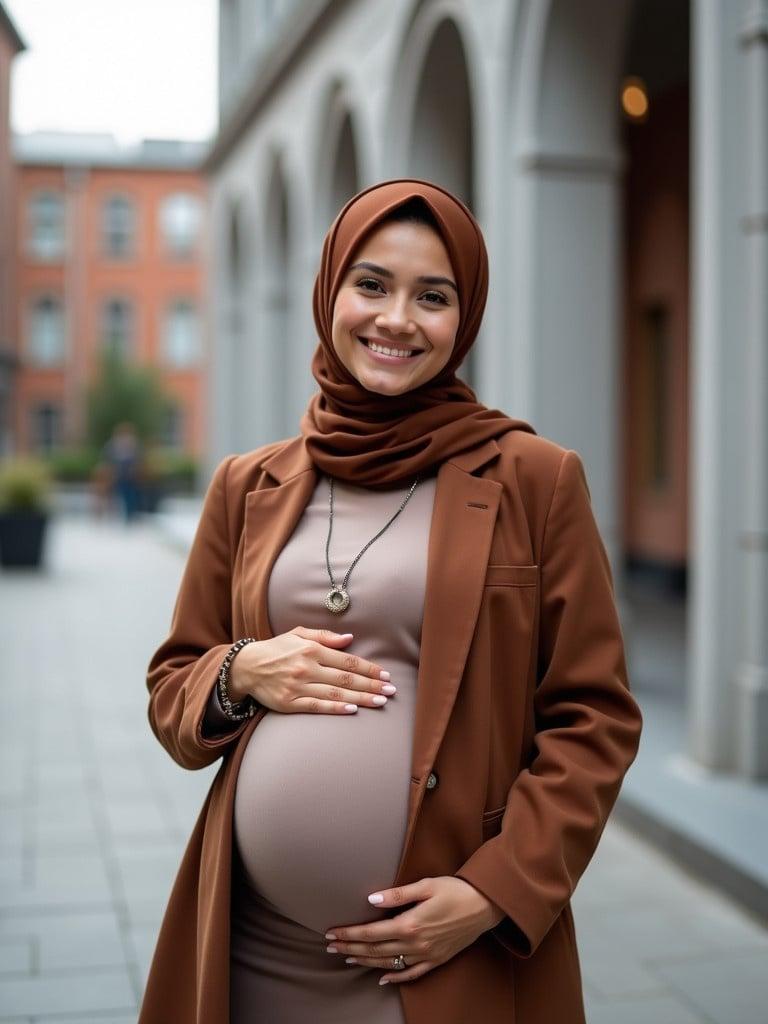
[0,509,49,568]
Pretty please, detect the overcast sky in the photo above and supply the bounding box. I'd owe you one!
[6,0,218,144]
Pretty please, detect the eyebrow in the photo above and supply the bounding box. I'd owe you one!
[348,261,458,295]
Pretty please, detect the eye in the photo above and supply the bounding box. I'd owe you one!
[357,277,384,294]
[355,278,450,306]
[422,290,449,306]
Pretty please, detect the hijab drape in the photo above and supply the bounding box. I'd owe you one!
[298,178,536,487]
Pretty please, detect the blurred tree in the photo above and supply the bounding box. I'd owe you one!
[85,349,172,449]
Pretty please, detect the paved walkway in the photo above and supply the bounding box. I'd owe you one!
[0,513,766,1023]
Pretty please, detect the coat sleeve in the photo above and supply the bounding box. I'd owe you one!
[454,448,643,958]
[146,454,252,770]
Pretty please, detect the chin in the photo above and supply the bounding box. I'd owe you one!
[356,372,415,397]
[334,340,444,394]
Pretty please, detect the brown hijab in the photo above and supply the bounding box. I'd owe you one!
[298,178,536,487]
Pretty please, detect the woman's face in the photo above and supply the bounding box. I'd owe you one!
[331,220,461,396]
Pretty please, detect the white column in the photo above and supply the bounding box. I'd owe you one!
[735,1,768,778]
[506,0,632,575]
[688,0,750,772]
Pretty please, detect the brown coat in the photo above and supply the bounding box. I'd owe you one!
[139,428,643,1024]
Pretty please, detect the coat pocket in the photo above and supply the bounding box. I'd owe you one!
[483,563,539,588]
[481,804,506,841]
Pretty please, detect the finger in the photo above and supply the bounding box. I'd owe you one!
[366,878,433,910]
[315,665,396,700]
[329,938,406,958]
[322,648,392,689]
[325,909,419,945]
[290,697,359,715]
[304,681,391,710]
[343,953,412,969]
[341,950,414,968]
[292,627,355,646]
[379,961,434,985]
[325,919,400,944]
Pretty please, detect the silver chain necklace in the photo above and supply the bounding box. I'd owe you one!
[324,475,421,614]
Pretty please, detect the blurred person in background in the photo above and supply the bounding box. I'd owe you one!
[139,179,643,1024]
[101,421,142,523]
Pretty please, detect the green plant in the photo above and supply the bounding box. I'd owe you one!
[45,447,101,483]
[84,349,173,450]
[141,447,198,492]
[0,457,54,512]
[162,452,198,490]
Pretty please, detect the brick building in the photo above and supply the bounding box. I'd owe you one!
[12,131,209,456]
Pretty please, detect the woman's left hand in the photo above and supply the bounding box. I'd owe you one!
[324,876,505,985]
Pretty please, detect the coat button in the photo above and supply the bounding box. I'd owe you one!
[426,771,438,790]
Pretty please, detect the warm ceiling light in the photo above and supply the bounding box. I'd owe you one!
[621,76,649,121]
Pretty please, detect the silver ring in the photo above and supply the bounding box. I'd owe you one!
[391,954,407,970]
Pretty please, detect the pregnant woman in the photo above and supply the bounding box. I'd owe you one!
[139,179,643,1024]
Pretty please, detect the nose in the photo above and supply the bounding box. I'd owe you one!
[374,293,416,336]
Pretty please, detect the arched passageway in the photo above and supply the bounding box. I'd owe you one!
[388,9,478,386]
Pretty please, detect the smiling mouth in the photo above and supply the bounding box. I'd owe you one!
[357,336,426,360]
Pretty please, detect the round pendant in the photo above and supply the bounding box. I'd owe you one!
[325,586,350,614]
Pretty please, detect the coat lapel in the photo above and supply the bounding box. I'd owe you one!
[240,435,503,877]
[393,449,503,882]
[240,451,317,641]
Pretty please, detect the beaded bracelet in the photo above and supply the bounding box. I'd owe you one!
[216,637,259,721]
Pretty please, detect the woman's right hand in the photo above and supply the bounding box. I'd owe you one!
[227,627,396,715]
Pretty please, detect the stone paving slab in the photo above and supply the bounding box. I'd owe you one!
[0,966,135,1018]
[650,949,766,1024]
[0,908,126,977]
[0,513,766,1021]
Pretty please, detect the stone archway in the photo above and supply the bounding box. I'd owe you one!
[384,4,479,387]
[328,115,360,225]
[510,0,722,783]
[507,0,634,567]
[311,78,365,245]
[408,18,474,209]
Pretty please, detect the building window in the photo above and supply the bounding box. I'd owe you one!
[102,298,134,358]
[102,195,136,258]
[641,302,670,489]
[162,299,201,367]
[30,402,63,454]
[159,192,203,257]
[160,402,184,449]
[28,192,66,261]
[28,295,66,366]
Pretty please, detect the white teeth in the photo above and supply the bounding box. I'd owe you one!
[363,338,420,358]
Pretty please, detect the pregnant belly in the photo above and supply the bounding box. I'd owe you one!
[233,698,414,936]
